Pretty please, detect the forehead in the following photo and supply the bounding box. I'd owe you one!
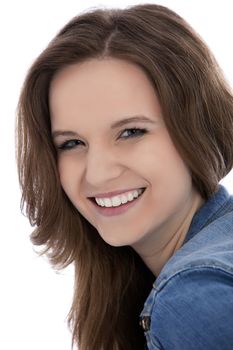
[49,58,162,128]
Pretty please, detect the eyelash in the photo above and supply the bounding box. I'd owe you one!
[56,127,148,151]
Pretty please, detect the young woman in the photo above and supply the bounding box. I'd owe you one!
[16,3,233,350]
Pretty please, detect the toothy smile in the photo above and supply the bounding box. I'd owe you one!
[94,188,145,207]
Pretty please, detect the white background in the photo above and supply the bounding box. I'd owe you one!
[1,1,233,349]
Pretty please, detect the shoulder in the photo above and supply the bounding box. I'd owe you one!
[156,208,233,286]
[149,267,233,350]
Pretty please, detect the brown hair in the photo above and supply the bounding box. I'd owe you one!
[16,3,233,349]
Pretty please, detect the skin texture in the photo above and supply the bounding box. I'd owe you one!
[49,58,205,276]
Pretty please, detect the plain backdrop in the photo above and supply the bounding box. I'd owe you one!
[1,0,233,349]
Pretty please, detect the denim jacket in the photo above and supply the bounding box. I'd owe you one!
[139,185,233,350]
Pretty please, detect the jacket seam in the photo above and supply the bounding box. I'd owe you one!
[154,264,233,293]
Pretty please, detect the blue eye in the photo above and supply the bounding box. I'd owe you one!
[57,139,84,151]
[120,128,147,139]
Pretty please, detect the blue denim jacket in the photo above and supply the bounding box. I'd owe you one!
[140,185,233,350]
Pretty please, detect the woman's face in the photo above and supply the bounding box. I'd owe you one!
[50,58,201,252]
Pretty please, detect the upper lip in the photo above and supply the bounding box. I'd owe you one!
[89,187,145,199]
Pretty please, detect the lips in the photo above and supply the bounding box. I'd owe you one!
[89,187,146,199]
[96,188,144,207]
[89,188,146,217]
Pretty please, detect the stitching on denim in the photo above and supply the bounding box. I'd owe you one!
[155,264,233,293]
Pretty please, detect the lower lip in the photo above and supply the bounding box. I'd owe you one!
[91,189,146,217]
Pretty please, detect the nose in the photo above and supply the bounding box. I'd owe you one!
[84,145,124,188]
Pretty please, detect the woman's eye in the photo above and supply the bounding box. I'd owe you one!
[120,128,147,139]
[57,139,84,151]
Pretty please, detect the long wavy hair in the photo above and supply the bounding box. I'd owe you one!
[16,3,233,349]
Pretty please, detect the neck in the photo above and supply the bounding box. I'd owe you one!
[133,190,205,277]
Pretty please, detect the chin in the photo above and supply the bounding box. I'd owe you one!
[99,232,138,248]
[102,237,127,247]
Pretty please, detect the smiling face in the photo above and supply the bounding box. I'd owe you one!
[49,58,203,256]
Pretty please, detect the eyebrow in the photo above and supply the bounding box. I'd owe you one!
[111,115,157,129]
[52,115,157,139]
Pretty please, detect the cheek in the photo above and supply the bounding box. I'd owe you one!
[154,129,191,177]
[154,144,193,211]
[57,156,79,196]
[164,141,192,185]
[141,132,188,170]
[139,130,192,194]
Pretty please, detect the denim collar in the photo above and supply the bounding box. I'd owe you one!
[140,184,232,323]
[184,184,230,244]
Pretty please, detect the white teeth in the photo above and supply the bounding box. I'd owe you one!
[127,192,134,201]
[99,199,105,207]
[121,194,128,204]
[95,198,104,206]
[94,188,144,208]
[112,196,122,207]
[103,198,112,207]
